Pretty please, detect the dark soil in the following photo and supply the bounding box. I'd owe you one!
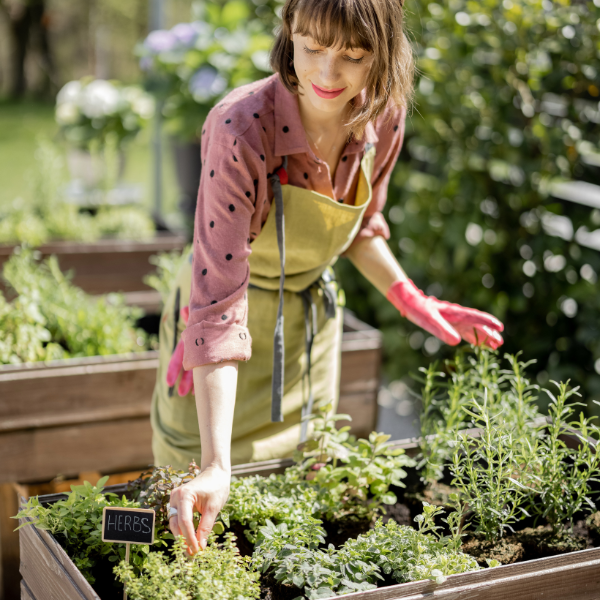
[227,520,255,557]
[462,535,525,566]
[260,574,302,600]
[585,511,600,543]
[382,502,413,527]
[515,526,588,560]
[323,515,372,547]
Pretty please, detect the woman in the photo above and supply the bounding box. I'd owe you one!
[156,0,504,553]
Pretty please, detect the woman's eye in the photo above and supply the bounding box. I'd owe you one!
[303,45,319,55]
[345,56,364,64]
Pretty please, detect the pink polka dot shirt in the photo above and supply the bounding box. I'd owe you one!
[182,74,406,370]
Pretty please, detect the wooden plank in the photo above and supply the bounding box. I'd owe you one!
[19,515,99,600]
[338,392,379,437]
[0,484,20,600]
[0,234,186,296]
[0,354,158,433]
[0,419,153,484]
[339,548,600,599]
[20,579,36,600]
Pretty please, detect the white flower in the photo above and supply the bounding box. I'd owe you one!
[55,101,80,125]
[56,80,82,105]
[80,80,121,118]
[122,86,155,119]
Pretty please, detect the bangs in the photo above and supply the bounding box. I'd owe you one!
[292,0,374,51]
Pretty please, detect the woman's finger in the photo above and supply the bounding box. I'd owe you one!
[438,303,504,332]
[178,491,200,554]
[195,506,219,551]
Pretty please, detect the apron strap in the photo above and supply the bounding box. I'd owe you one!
[270,156,288,422]
[299,288,318,441]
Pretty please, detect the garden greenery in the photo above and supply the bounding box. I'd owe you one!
[339,0,600,414]
[114,535,260,600]
[0,249,149,364]
[0,140,155,247]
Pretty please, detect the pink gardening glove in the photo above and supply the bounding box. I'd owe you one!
[166,305,194,396]
[387,279,504,349]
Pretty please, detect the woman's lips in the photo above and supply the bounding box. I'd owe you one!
[311,83,346,99]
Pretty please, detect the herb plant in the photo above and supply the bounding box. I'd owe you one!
[531,382,600,533]
[143,247,192,303]
[15,477,160,584]
[292,401,416,520]
[115,534,260,600]
[449,396,534,541]
[0,249,149,364]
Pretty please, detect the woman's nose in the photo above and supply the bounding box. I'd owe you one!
[319,56,342,86]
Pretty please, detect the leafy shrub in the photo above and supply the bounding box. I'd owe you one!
[339,0,600,413]
[0,249,149,364]
[114,534,260,600]
[15,477,159,584]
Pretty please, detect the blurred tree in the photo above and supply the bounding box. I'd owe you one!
[0,0,55,97]
[338,0,600,414]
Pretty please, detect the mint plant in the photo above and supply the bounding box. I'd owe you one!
[115,534,260,600]
[292,401,415,520]
[15,477,161,584]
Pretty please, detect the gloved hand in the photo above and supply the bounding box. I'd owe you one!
[387,279,504,349]
[166,305,195,396]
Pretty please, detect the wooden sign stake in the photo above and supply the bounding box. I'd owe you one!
[123,543,130,600]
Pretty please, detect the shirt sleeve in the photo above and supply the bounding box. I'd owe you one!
[182,114,262,370]
[349,106,406,247]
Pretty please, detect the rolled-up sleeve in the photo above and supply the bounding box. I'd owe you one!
[350,106,406,247]
[182,113,263,370]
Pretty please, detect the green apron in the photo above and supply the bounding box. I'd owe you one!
[151,144,376,468]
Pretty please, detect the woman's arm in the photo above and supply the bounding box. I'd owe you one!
[344,235,408,295]
[168,361,238,554]
[346,235,504,348]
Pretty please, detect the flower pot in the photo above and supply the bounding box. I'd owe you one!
[66,148,126,189]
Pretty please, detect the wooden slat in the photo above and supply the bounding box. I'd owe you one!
[0,354,158,434]
[1,419,153,484]
[20,579,37,600]
[338,548,600,599]
[0,483,20,600]
[19,515,99,600]
[0,234,186,296]
[338,392,379,437]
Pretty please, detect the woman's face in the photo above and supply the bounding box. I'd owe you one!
[290,23,374,116]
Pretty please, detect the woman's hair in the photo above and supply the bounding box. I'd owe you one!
[270,0,414,139]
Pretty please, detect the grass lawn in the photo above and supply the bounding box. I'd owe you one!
[0,99,180,217]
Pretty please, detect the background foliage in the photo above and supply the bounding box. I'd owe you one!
[339,0,600,414]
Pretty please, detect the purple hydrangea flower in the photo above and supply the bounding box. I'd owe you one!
[189,66,227,102]
[139,56,153,72]
[144,30,178,54]
[171,23,198,47]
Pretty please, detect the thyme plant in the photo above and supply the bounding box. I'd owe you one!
[115,534,260,600]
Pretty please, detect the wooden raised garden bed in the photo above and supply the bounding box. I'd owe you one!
[0,234,186,312]
[0,310,380,486]
[18,434,600,600]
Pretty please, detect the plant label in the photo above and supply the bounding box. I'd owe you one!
[102,507,155,545]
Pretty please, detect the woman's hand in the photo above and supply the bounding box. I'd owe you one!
[168,465,231,554]
[387,279,504,349]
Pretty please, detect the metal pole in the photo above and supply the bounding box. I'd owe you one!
[149,0,165,225]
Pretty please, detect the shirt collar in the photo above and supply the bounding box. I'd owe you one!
[273,75,379,157]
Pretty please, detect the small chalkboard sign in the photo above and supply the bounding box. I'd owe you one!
[102,507,155,545]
